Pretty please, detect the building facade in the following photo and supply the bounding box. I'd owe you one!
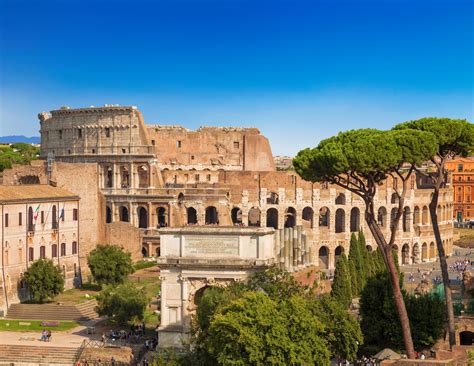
[33,105,454,272]
[446,157,474,221]
[0,185,80,314]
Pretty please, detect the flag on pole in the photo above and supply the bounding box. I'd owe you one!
[33,204,40,222]
[59,203,65,221]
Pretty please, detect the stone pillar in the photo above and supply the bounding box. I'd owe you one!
[284,228,290,270]
[328,251,335,271]
[148,202,153,229]
[129,163,135,189]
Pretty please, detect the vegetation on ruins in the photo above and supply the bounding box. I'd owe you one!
[360,271,446,354]
[294,128,438,358]
[395,117,474,348]
[96,282,149,323]
[23,259,64,303]
[87,245,134,286]
[183,268,362,365]
[331,253,352,308]
[0,143,39,171]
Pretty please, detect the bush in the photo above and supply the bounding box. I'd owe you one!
[23,259,64,303]
[96,282,149,323]
[87,245,134,286]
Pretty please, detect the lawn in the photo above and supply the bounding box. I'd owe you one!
[53,284,101,305]
[0,319,79,332]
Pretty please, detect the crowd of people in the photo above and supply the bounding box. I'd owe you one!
[101,324,146,345]
[40,329,52,342]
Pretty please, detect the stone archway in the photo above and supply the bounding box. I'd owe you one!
[266,208,279,229]
[205,206,218,225]
[319,246,329,269]
[138,207,148,229]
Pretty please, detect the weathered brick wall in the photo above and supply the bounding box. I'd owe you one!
[104,222,141,261]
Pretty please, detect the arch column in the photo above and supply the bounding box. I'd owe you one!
[148,202,154,229]
[328,251,335,271]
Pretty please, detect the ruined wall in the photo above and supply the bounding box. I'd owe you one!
[2,161,48,185]
[147,126,275,171]
[104,222,141,261]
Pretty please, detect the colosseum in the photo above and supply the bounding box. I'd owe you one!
[37,105,454,271]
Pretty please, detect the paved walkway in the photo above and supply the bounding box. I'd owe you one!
[0,320,102,348]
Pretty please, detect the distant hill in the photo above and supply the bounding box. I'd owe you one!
[0,135,40,144]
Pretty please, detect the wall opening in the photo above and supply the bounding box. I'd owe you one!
[205,206,218,225]
[266,208,279,229]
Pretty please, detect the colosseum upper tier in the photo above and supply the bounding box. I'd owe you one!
[38,105,454,270]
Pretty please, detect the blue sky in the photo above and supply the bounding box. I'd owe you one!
[0,0,472,155]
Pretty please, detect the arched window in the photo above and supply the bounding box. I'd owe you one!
[28,247,34,262]
[138,207,148,228]
[284,207,296,228]
[402,207,410,232]
[61,242,66,256]
[335,193,346,205]
[28,207,34,231]
[105,166,113,188]
[421,243,428,261]
[266,208,279,229]
[266,192,279,205]
[40,246,46,259]
[335,209,345,233]
[390,208,398,230]
[248,207,261,227]
[52,205,58,229]
[302,207,314,228]
[137,165,149,188]
[350,207,360,232]
[422,206,429,225]
[429,242,436,260]
[335,245,344,261]
[402,244,410,265]
[205,206,218,225]
[319,207,330,227]
[119,206,129,222]
[52,244,58,258]
[391,193,399,204]
[231,207,242,225]
[318,246,329,269]
[377,207,387,227]
[413,206,420,226]
[187,207,197,225]
[72,241,78,255]
[106,206,112,224]
[157,207,167,227]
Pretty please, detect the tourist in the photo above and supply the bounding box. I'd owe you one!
[41,329,47,342]
[111,356,116,366]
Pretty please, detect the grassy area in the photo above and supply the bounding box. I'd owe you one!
[53,285,100,305]
[133,260,157,271]
[129,276,160,300]
[454,228,474,248]
[0,319,79,332]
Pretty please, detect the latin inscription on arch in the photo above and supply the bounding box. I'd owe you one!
[184,236,239,257]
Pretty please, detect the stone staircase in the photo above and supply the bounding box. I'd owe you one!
[6,300,98,321]
[0,344,79,365]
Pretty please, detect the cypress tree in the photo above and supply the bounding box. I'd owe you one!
[348,233,363,296]
[357,231,369,288]
[331,253,352,308]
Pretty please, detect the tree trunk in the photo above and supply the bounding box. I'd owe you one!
[366,218,415,359]
[429,189,456,348]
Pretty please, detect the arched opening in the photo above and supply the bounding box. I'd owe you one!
[284,207,296,228]
[205,206,218,225]
[104,166,113,188]
[335,245,344,261]
[429,242,436,260]
[335,193,346,205]
[422,206,429,225]
[335,209,345,233]
[377,207,387,227]
[402,244,410,265]
[402,207,410,232]
[142,246,148,257]
[318,246,329,269]
[392,245,399,262]
[460,331,474,345]
[72,241,77,255]
[40,246,46,259]
[106,206,112,224]
[266,192,279,204]
[319,207,330,228]
[119,206,129,222]
[187,207,197,225]
[52,244,57,258]
[412,243,420,263]
[61,242,66,256]
[156,247,160,257]
[266,208,279,229]
[138,207,148,229]
[194,286,212,306]
[231,207,242,225]
[350,207,360,232]
[413,206,420,226]
[390,208,398,230]
[391,193,399,204]
[120,166,130,188]
[52,205,57,229]
[302,207,314,228]
[248,207,261,227]
[157,207,167,227]
[177,193,185,205]
[421,242,428,262]
[137,165,149,188]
